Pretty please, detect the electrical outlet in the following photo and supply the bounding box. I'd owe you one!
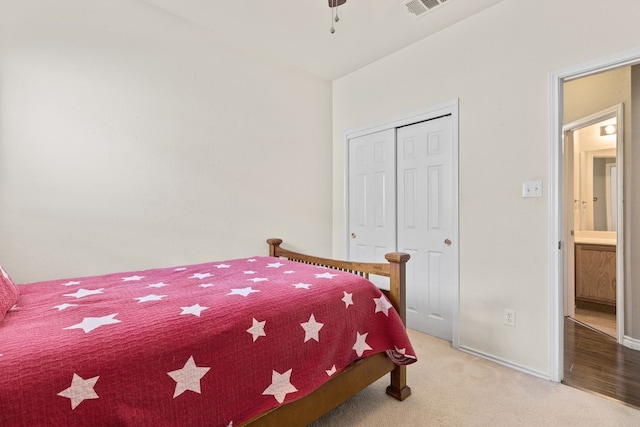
[522,180,543,198]
[504,309,516,327]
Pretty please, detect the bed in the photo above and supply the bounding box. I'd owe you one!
[0,238,415,426]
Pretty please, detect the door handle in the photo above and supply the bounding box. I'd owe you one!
[351,233,356,239]
[444,239,452,246]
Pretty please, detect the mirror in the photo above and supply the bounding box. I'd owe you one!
[593,156,617,231]
[574,118,617,232]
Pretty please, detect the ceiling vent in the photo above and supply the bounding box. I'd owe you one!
[404,0,450,17]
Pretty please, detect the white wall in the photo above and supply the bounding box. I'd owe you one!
[0,0,333,283]
[332,0,640,376]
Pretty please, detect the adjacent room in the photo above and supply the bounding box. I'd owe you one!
[2,0,640,425]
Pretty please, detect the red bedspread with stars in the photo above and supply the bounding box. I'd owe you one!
[0,256,416,426]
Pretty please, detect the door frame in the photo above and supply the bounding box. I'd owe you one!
[549,49,640,382]
[342,99,460,348]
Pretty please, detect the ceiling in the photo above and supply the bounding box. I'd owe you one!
[141,0,503,81]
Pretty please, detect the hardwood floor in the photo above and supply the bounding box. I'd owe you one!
[564,316,640,408]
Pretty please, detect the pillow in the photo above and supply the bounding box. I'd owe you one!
[0,264,19,321]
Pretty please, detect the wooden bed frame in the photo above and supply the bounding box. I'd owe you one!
[243,238,412,426]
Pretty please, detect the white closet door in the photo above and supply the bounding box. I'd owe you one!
[348,129,396,273]
[397,116,454,341]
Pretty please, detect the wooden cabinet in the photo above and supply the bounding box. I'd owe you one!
[575,243,616,311]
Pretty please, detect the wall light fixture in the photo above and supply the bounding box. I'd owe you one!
[600,124,617,136]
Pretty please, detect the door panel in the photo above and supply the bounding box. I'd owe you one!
[348,129,396,290]
[397,117,454,341]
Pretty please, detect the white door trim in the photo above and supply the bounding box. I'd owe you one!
[549,49,640,383]
[342,99,460,348]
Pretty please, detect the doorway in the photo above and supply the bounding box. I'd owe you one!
[549,50,640,383]
[563,106,622,339]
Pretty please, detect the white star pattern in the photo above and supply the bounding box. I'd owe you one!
[248,277,268,283]
[293,283,311,290]
[284,270,295,274]
[262,369,298,404]
[374,296,393,316]
[300,314,324,343]
[215,264,231,269]
[122,275,145,282]
[167,356,211,398]
[57,373,99,409]
[353,332,372,357]
[174,267,187,271]
[148,282,169,288]
[342,291,354,307]
[227,287,260,297]
[64,288,104,299]
[64,314,121,333]
[394,346,407,355]
[199,283,215,288]
[180,304,209,317]
[246,318,266,342]
[247,259,256,262]
[315,272,338,279]
[325,365,337,376]
[267,262,284,268]
[61,281,81,287]
[134,294,167,303]
[190,273,212,280]
[53,303,78,311]
[243,270,256,275]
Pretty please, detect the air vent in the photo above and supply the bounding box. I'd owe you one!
[404,0,449,17]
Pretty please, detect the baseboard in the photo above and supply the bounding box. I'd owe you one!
[623,335,640,350]
[458,345,550,381]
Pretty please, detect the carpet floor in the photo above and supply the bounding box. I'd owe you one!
[310,329,640,426]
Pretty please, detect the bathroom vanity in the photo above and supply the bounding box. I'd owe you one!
[575,241,616,312]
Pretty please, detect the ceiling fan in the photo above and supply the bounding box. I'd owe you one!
[328,0,347,33]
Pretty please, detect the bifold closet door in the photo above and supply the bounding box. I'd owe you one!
[347,129,396,268]
[397,116,454,341]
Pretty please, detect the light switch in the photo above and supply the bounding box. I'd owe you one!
[522,180,543,198]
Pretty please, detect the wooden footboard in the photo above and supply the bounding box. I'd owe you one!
[243,239,411,426]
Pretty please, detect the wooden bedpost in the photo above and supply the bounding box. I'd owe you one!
[384,252,410,324]
[384,251,412,401]
[266,238,283,257]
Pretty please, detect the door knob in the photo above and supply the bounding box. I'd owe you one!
[351,233,356,239]
[444,239,452,246]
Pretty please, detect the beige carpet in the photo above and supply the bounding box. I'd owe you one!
[310,329,640,426]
